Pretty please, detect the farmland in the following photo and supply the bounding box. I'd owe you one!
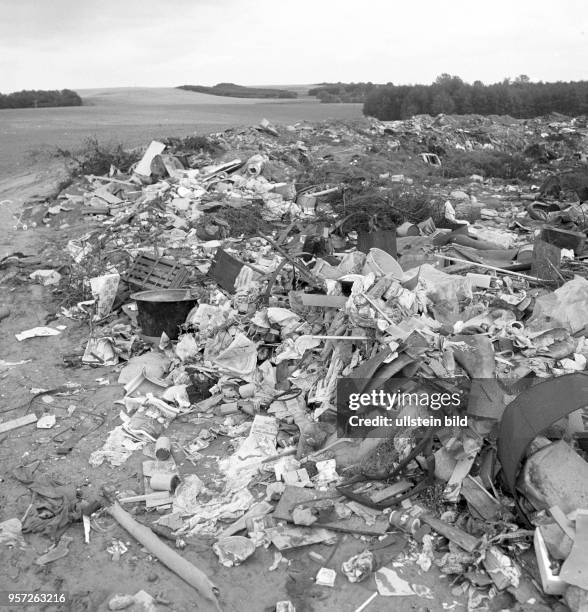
[0,87,362,178]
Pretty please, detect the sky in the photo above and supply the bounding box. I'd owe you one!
[1,0,587,92]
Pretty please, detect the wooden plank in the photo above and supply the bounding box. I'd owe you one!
[411,505,478,552]
[119,492,172,505]
[273,485,388,536]
[461,476,501,521]
[0,413,37,434]
[299,294,348,308]
[370,481,413,503]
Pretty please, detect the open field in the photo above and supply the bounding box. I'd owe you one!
[0,87,362,178]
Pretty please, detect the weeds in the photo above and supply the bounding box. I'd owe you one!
[316,185,438,230]
[162,135,222,156]
[217,205,277,238]
[56,137,140,176]
[442,150,531,180]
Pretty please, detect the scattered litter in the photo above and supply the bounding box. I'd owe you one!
[35,535,73,565]
[341,550,375,583]
[106,539,128,561]
[7,113,588,610]
[36,414,56,429]
[316,567,337,587]
[0,518,26,548]
[29,269,62,285]
[375,567,415,596]
[15,326,61,341]
[212,536,256,567]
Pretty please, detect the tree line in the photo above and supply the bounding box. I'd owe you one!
[178,83,297,99]
[308,82,378,103]
[0,89,82,109]
[363,75,588,120]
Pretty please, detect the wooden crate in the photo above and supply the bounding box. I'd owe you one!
[125,253,189,290]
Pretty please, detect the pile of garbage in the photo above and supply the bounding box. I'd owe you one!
[4,113,588,612]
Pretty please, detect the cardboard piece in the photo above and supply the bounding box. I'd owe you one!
[207,249,244,293]
[134,141,166,177]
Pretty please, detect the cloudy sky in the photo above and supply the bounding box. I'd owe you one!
[1,0,587,92]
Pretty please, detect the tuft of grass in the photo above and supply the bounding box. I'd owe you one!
[55,137,141,176]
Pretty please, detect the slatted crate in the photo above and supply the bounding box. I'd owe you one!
[125,253,189,290]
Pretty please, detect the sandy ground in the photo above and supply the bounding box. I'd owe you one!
[0,166,474,612]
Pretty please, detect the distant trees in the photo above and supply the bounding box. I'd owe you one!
[0,89,82,109]
[363,76,588,119]
[308,82,378,103]
[178,83,297,99]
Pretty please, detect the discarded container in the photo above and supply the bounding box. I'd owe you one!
[246,154,266,176]
[155,436,171,460]
[389,510,421,535]
[131,289,197,340]
[363,248,404,279]
[150,473,180,492]
[396,222,419,237]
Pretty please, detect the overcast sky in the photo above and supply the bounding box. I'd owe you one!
[1,0,587,92]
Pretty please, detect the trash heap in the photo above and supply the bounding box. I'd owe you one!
[4,114,588,612]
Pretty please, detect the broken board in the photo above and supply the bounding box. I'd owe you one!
[273,485,388,536]
[0,413,37,434]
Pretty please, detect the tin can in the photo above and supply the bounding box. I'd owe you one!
[389,510,421,535]
[155,436,171,460]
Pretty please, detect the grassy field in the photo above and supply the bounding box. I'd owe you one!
[0,87,362,178]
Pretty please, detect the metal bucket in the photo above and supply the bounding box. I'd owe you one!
[130,289,197,340]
